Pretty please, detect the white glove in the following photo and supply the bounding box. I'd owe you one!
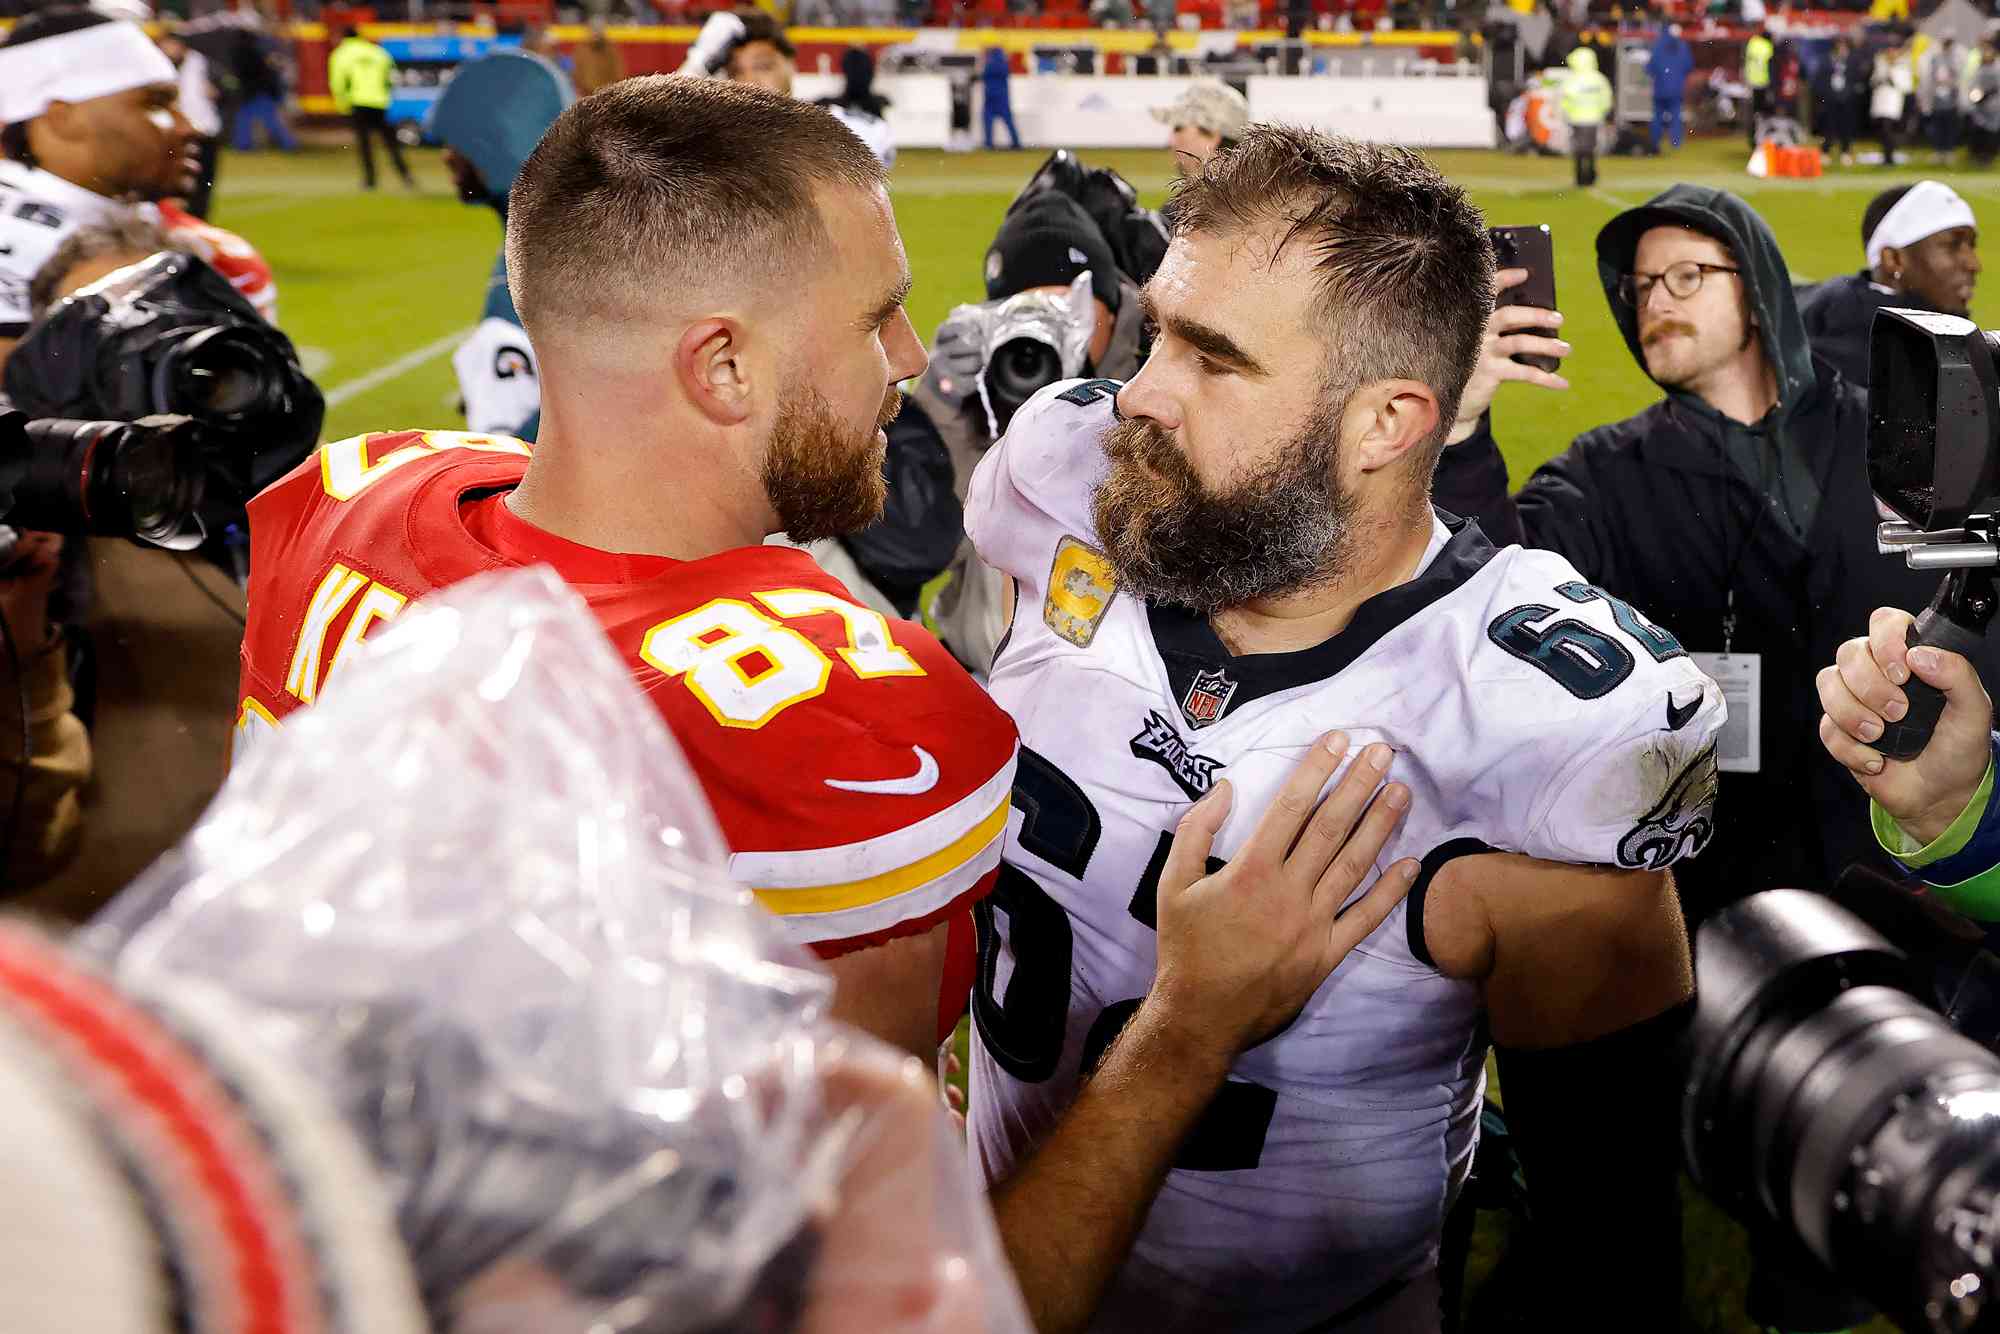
[678,10,747,76]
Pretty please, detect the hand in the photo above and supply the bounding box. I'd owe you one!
[680,10,747,75]
[925,302,994,403]
[1444,268,1572,446]
[1817,606,1994,846]
[1148,733,1417,1058]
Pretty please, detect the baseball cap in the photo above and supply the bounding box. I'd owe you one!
[1149,79,1250,141]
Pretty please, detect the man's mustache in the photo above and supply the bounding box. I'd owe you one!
[1641,321,1699,347]
[877,390,904,431]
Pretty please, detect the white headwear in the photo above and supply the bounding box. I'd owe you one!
[1866,180,1978,271]
[0,20,179,126]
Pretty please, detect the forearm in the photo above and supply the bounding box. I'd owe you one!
[0,631,91,886]
[988,1001,1232,1334]
[1433,414,1526,548]
[1874,734,2000,919]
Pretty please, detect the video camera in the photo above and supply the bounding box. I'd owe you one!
[0,251,321,565]
[1866,308,2000,757]
[928,150,1167,437]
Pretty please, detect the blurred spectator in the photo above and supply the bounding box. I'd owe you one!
[230,23,296,151]
[1227,0,1258,27]
[430,51,571,441]
[158,25,221,218]
[1798,181,1979,389]
[1814,34,1868,164]
[1969,38,2000,165]
[720,12,795,95]
[818,47,895,167]
[1870,0,1908,20]
[1560,46,1612,186]
[1150,79,1248,176]
[1743,24,1774,143]
[572,15,627,94]
[1872,40,1914,164]
[981,47,1020,150]
[328,26,412,189]
[1647,21,1692,151]
[1923,35,1965,159]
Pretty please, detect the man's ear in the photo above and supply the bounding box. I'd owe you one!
[675,318,755,427]
[1345,379,1441,477]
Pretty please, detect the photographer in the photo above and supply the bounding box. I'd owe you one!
[0,8,277,368]
[908,189,1148,668]
[1433,185,1999,928]
[0,529,90,887]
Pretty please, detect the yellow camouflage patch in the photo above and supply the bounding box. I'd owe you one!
[1045,536,1119,648]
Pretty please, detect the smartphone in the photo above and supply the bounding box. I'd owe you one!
[1487,224,1560,374]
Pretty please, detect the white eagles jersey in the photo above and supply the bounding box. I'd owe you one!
[0,160,121,337]
[963,380,1725,1333]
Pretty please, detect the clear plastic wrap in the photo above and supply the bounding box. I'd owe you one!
[85,566,1032,1334]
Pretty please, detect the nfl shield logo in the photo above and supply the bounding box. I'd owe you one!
[1181,668,1237,730]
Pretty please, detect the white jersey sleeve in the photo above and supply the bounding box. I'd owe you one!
[964,376,1118,586]
[452,318,542,437]
[0,195,66,336]
[1472,548,1726,872]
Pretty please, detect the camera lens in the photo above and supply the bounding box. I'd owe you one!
[153,325,284,423]
[984,337,1065,430]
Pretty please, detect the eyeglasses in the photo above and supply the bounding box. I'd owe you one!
[1617,262,1743,308]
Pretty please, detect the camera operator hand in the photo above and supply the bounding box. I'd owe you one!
[0,532,63,653]
[1444,268,1572,446]
[1818,606,1995,846]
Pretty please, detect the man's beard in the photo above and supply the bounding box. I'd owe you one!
[761,384,903,544]
[1090,402,1358,614]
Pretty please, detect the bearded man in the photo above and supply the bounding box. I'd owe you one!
[232,77,1017,1064]
[964,128,1721,1334]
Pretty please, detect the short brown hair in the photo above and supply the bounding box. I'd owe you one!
[1169,126,1494,463]
[504,76,883,338]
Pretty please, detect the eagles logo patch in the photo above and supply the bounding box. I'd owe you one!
[1130,710,1222,799]
[1616,743,1720,870]
[1045,536,1118,648]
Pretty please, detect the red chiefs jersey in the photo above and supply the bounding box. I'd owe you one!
[236,430,1018,987]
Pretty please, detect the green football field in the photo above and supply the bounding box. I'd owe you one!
[212,135,1994,1333]
[218,133,2000,487]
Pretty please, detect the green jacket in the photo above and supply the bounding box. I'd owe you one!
[1560,48,1614,126]
[1744,34,1774,88]
[329,36,396,113]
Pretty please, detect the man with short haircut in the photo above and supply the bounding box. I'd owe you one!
[968,128,1718,1333]
[1798,180,1980,388]
[720,12,796,96]
[0,8,275,364]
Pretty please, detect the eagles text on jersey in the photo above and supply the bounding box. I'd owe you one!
[961,379,1725,1333]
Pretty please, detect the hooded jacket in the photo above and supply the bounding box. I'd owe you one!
[1435,185,2000,919]
[427,50,573,441]
[1796,269,1943,389]
[1560,47,1614,126]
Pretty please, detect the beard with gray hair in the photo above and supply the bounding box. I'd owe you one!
[1090,398,1358,615]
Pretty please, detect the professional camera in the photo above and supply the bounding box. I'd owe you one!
[0,411,208,551]
[1684,887,2000,1334]
[1867,308,2000,757]
[1008,149,1170,289]
[0,251,321,565]
[938,271,1098,439]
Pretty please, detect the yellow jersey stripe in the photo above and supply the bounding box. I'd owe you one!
[751,796,1009,917]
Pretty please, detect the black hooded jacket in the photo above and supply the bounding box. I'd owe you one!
[1796,269,1942,390]
[1436,185,1999,919]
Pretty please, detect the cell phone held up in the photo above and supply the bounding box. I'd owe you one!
[1487,224,1561,375]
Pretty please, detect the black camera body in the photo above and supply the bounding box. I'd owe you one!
[0,252,321,555]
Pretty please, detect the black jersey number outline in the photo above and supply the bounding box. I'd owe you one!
[1554,582,1686,663]
[971,748,1277,1171]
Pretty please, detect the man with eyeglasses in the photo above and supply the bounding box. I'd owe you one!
[1437,185,2000,928]
[1433,180,2000,1334]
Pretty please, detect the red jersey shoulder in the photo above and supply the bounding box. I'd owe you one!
[590,545,1018,859]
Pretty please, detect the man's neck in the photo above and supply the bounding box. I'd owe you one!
[1208,503,1437,656]
[1689,347,1780,427]
[504,421,772,562]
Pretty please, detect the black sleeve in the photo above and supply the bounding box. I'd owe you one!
[835,399,963,616]
[1492,1000,1692,1334]
[1513,436,1619,586]
[1430,415,1524,547]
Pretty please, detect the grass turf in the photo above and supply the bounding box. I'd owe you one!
[216,133,1986,1332]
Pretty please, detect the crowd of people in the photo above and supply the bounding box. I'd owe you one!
[1,2,1998,1332]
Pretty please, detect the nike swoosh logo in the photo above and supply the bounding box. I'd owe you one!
[825,745,940,797]
[1666,690,1702,732]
